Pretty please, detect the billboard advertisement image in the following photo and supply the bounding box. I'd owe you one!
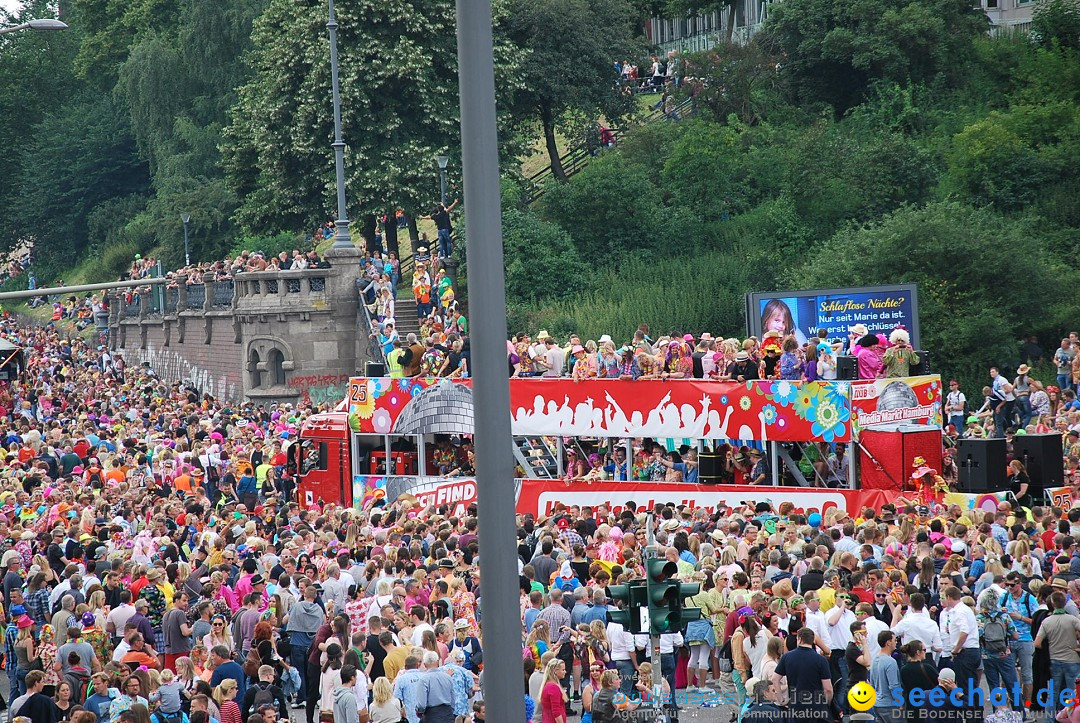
[746,284,920,349]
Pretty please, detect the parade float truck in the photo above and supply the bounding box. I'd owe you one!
[295,375,953,519]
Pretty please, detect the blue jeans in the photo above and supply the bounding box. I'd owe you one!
[1016,395,1032,427]
[615,660,636,696]
[660,653,676,699]
[982,654,1019,707]
[1051,660,1080,705]
[437,228,452,258]
[1012,639,1034,685]
[941,649,980,688]
[289,634,313,704]
[1058,374,1072,392]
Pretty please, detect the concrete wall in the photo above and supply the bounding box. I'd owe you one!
[109,247,374,404]
[115,315,245,401]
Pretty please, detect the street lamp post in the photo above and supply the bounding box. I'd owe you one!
[0,18,68,35]
[180,214,191,267]
[326,0,353,251]
[455,0,518,720]
[436,155,449,207]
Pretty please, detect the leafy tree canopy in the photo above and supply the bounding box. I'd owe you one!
[763,0,988,112]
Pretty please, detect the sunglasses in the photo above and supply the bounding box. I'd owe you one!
[876,593,888,597]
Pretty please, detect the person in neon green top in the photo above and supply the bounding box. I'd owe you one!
[255,460,273,498]
[386,340,407,377]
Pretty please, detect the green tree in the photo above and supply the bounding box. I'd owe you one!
[69,0,183,89]
[502,208,588,310]
[540,152,701,266]
[0,0,83,255]
[945,103,1080,212]
[504,0,639,180]
[763,0,988,113]
[1032,0,1080,52]
[678,41,784,125]
[223,0,502,248]
[791,202,1073,385]
[9,93,151,279]
[660,120,751,222]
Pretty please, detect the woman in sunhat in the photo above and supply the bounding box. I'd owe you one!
[1014,364,1033,427]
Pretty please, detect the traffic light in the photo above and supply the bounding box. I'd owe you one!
[608,581,646,633]
[645,558,703,634]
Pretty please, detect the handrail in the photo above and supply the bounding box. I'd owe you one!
[523,97,696,204]
[358,278,388,366]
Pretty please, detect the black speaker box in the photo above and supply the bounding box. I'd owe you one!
[911,351,932,375]
[365,361,386,377]
[956,437,1008,493]
[698,452,721,485]
[1012,433,1064,494]
[837,356,858,380]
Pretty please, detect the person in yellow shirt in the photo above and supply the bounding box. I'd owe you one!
[817,569,840,612]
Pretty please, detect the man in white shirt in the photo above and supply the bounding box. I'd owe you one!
[826,594,857,700]
[106,591,137,642]
[409,606,435,647]
[607,622,638,695]
[890,593,943,652]
[320,564,349,611]
[803,591,835,656]
[939,587,980,685]
[945,381,967,431]
[834,525,860,555]
[635,630,683,695]
[539,337,565,378]
[855,604,889,661]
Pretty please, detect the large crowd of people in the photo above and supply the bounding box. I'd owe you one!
[3,304,1080,723]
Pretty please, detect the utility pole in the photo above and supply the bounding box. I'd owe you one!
[455,0,518,722]
[646,512,662,717]
[326,0,353,251]
[181,214,191,267]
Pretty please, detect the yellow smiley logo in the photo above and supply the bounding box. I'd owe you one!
[848,681,877,712]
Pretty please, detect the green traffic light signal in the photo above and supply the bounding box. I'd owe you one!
[679,582,702,624]
[645,558,680,634]
[643,559,705,634]
[608,581,646,634]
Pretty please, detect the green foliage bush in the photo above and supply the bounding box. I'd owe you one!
[519,250,763,343]
[540,152,704,266]
[789,202,1076,388]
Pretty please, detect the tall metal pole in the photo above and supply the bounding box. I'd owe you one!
[181,214,191,267]
[646,512,662,715]
[326,0,353,251]
[439,168,447,207]
[455,0,517,720]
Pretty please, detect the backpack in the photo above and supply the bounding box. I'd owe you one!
[87,469,104,488]
[242,645,262,677]
[251,683,276,713]
[452,636,482,673]
[716,638,734,673]
[981,611,1009,655]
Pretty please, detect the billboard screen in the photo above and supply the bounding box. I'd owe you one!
[746,284,920,349]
